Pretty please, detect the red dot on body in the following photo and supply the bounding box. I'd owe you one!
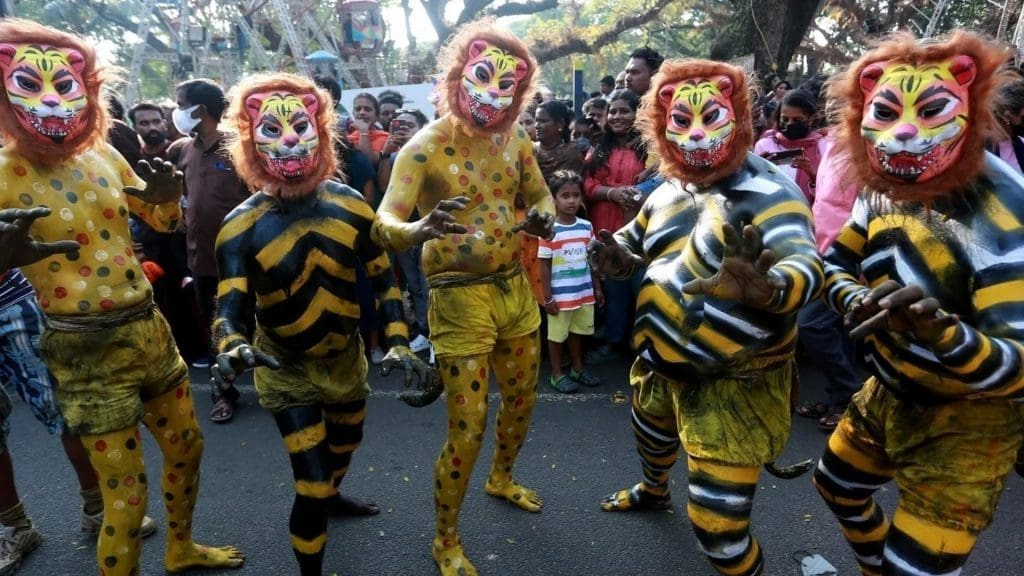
[461,147,470,157]
[479,368,487,379]
[524,157,533,165]
[95,440,107,451]
[455,394,466,405]
[452,457,462,467]
[76,233,89,245]
[124,476,136,487]
[176,387,185,399]
[459,175,469,186]
[54,287,67,298]
[79,266,92,277]
[13,166,26,176]
[128,495,141,506]
[114,256,126,266]
[401,175,413,184]
[515,398,524,407]
[100,299,114,310]
[39,297,50,308]
[103,208,115,219]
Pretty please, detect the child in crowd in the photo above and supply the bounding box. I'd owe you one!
[539,171,604,393]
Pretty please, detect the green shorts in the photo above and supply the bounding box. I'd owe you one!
[41,306,188,436]
[253,330,370,413]
[630,355,794,466]
[546,304,595,343]
[838,378,1024,531]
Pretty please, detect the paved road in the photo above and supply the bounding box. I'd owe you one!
[7,359,1023,576]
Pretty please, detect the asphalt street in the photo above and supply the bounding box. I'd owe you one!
[6,358,1023,576]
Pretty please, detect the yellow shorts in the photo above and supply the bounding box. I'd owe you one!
[253,330,370,413]
[41,307,188,436]
[631,356,793,466]
[546,304,595,343]
[838,377,1024,531]
[428,271,540,358]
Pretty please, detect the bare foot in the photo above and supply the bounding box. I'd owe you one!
[165,542,244,573]
[599,483,671,512]
[328,493,380,517]
[432,538,478,576]
[484,479,542,512]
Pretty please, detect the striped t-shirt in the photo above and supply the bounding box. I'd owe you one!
[538,217,596,311]
[0,269,34,309]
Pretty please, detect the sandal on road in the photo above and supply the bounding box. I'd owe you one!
[795,402,828,419]
[210,397,236,424]
[818,410,843,432]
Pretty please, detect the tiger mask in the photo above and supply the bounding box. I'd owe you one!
[435,19,537,138]
[0,19,110,165]
[831,32,1011,203]
[226,73,338,201]
[639,59,752,187]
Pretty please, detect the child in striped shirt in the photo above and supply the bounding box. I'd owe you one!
[539,170,605,393]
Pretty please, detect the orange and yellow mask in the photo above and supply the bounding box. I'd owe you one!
[244,91,321,182]
[0,43,88,144]
[859,56,975,184]
[659,76,737,171]
[457,40,528,128]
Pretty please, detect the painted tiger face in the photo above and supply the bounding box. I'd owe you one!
[0,43,88,143]
[458,40,528,127]
[658,76,736,170]
[860,56,975,183]
[244,91,320,182]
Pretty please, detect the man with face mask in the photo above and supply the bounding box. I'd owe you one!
[173,78,252,423]
[372,20,555,576]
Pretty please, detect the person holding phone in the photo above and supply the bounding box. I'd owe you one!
[754,89,823,203]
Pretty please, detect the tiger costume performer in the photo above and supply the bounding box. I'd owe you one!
[590,59,822,576]
[0,19,243,575]
[211,73,433,576]
[371,20,555,576]
[813,32,1024,576]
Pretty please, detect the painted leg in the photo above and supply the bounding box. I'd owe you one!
[274,406,334,576]
[433,353,491,576]
[324,399,379,516]
[601,389,678,511]
[687,457,763,576]
[484,332,542,512]
[881,507,977,576]
[140,381,243,572]
[813,423,894,576]
[82,426,148,576]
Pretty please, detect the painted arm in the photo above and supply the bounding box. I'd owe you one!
[822,198,871,315]
[750,196,824,314]
[355,200,410,351]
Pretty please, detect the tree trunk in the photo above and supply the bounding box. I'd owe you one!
[400,0,417,51]
[711,0,823,77]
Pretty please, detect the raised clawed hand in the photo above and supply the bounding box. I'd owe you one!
[410,196,470,244]
[380,346,440,407]
[587,229,644,277]
[0,207,80,273]
[845,280,958,345]
[124,158,184,205]
[211,344,281,388]
[510,208,555,241]
[681,223,785,308]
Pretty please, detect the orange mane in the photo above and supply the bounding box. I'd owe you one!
[638,59,752,186]
[434,19,538,137]
[0,19,112,165]
[830,31,1011,203]
[225,73,338,199]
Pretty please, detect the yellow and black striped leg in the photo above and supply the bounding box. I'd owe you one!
[601,390,678,511]
[323,399,379,516]
[813,422,894,576]
[274,405,333,576]
[881,508,976,576]
[686,457,764,576]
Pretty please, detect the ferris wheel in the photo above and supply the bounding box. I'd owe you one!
[125,0,389,106]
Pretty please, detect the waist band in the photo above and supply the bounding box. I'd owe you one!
[46,300,157,333]
[428,264,524,294]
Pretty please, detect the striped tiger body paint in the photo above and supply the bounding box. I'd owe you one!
[859,56,975,183]
[458,40,529,127]
[614,155,821,381]
[244,91,321,182]
[214,180,408,359]
[0,43,88,143]
[660,76,736,171]
[825,155,1024,401]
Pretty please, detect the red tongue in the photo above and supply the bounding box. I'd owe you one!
[283,158,302,172]
[887,153,920,171]
[41,117,63,130]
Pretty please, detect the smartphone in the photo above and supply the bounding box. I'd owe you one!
[767,148,802,165]
[390,119,403,133]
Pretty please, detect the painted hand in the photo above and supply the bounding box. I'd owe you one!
[681,223,785,308]
[510,208,555,240]
[409,196,470,244]
[587,229,644,276]
[381,345,441,407]
[846,280,958,345]
[211,344,280,388]
[0,207,80,273]
[124,159,184,205]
